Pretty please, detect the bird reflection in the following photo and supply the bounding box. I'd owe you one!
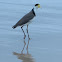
[13,52,35,62]
[13,34,35,62]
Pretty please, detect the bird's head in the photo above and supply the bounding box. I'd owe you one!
[35,4,40,9]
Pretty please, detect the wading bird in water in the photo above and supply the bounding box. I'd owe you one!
[12,4,40,40]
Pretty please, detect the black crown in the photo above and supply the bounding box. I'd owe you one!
[35,4,39,6]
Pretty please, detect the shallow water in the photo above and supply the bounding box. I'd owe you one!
[0,0,62,62]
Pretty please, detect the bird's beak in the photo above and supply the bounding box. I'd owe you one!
[38,4,40,8]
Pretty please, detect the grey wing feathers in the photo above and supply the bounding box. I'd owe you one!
[12,10,35,29]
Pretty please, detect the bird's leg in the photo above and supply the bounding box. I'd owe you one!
[21,26,26,39]
[27,25,30,40]
[26,25,30,54]
[21,26,26,53]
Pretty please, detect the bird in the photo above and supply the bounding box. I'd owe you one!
[12,4,40,40]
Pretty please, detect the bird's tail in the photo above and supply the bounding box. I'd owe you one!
[12,24,17,29]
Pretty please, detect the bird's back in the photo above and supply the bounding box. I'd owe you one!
[12,9,35,29]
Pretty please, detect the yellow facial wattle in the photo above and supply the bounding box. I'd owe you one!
[38,4,40,8]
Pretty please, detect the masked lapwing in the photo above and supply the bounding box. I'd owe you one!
[12,4,40,40]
